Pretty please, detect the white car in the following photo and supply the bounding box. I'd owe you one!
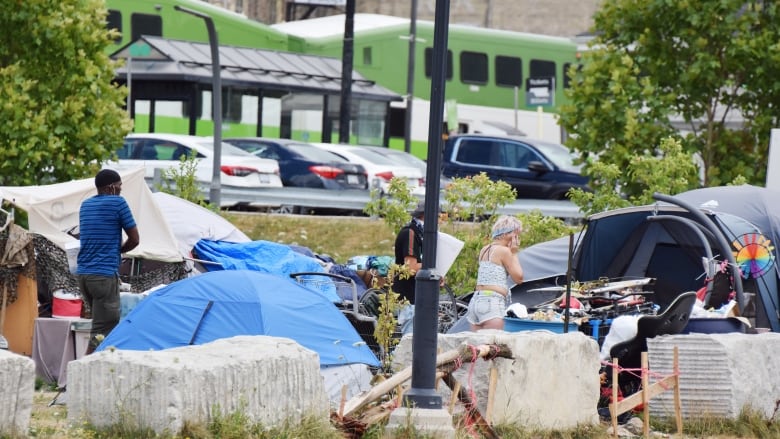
[114,134,283,205]
[361,146,453,194]
[309,143,424,195]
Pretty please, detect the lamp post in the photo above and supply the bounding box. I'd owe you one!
[404,0,450,410]
[174,5,222,208]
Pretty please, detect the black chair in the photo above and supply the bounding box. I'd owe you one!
[606,291,697,396]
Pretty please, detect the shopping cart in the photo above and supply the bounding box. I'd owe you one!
[290,271,380,355]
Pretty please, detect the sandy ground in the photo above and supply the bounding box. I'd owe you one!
[29,390,71,438]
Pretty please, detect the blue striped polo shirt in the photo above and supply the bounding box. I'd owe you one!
[76,195,137,276]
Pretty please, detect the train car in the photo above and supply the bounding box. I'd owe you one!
[104,0,296,54]
[273,14,580,154]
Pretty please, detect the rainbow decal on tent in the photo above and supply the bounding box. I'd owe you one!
[732,233,775,278]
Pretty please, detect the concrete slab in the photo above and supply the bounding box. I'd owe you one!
[393,330,601,430]
[67,336,329,434]
[0,349,35,435]
[649,333,780,420]
[386,407,456,438]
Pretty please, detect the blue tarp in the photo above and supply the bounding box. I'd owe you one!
[193,239,340,302]
[96,270,380,367]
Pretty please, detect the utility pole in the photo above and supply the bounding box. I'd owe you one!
[403,0,419,153]
[338,0,356,144]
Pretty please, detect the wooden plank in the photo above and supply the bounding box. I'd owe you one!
[611,358,619,438]
[673,346,683,436]
[486,366,498,424]
[613,375,676,415]
[342,343,512,417]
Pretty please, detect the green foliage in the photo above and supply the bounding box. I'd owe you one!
[364,177,419,233]
[569,136,699,216]
[442,172,516,223]
[374,264,409,370]
[561,0,780,192]
[365,172,572,297]
[159,151,210,208]
[517,210,579,248]
[0,0,132,185]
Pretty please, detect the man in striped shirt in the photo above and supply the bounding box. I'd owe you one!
[77,169,139,354]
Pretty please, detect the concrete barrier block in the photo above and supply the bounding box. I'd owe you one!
[67,336,329,434]
[0,350,35,435]
[649,333,780,420]
[393,330,601,429]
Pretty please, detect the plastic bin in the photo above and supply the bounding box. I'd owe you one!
[579,319,612,347]
[681,317,747,334]
[504,317,578,333]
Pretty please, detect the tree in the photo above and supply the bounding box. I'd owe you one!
[0,0,131,186]
[560,0,780,194]
[569,137,699,216]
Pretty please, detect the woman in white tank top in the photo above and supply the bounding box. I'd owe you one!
[466,215,525,331]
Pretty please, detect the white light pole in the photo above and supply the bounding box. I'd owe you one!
[174,5,222,208]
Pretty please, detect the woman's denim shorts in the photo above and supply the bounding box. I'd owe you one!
[466,290,507,325]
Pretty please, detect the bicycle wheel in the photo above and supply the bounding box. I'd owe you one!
[359,288,384,317]
[438,284,469,334]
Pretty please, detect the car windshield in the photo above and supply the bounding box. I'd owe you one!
[534,142,581,171]
[196,140,256,156]
[348,147,398,165]
[382,150,427,171]
[287,143,348,162]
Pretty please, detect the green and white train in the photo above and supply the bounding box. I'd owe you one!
[104,1,579,155]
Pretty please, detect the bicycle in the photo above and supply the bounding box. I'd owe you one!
[359,268,468,334]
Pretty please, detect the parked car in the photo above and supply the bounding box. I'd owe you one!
[114,133,283,206]
[223,137,368,190]
[442,134,589,199]
[310,143,425,195]
[363,146,453,193]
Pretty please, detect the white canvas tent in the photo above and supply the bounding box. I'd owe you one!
[151,192,250,259]
[0,168,181,263]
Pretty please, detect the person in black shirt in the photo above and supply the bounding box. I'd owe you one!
[393,202,425,334]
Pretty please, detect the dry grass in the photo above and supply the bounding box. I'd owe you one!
[222,212,472,264]
[223,212,398,263]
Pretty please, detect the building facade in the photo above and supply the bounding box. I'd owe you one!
[206,0,601,38]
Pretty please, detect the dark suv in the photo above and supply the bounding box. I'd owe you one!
[442,134,589,199]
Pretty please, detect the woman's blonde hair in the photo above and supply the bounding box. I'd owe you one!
[490,215,523,239]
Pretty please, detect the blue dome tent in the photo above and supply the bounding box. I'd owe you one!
[96,270,379,367]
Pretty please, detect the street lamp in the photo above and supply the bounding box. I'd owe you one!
[405,0,450,410]
[174,5,222,208]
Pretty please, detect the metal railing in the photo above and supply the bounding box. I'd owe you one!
[146,175,583,220]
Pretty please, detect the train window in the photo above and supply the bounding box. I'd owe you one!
[363,47,372,66]
[424,48,453,80]
[460,51,488,85]
[495,55,522,87]
[131,13,162,42]
[530,59,556,82]
[106,10,122,43]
